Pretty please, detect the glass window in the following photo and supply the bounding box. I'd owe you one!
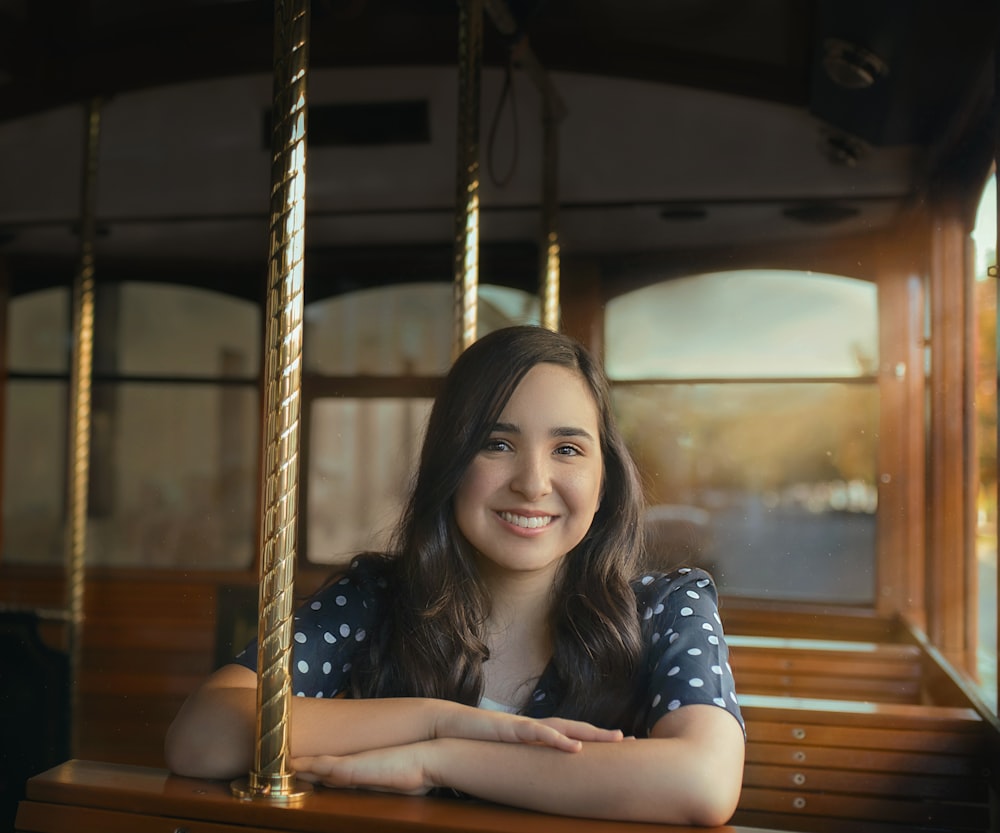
[2,282,260,569]
[307,398,432,565]
[971,171,997,712]
[7,287,69,373]
[607,271,879,604]
[305,283,539,375]
[607,270,878,379]
[2,382,66,565]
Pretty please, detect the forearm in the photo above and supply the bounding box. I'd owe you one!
[429,735,741,826]
[166,666,446,779]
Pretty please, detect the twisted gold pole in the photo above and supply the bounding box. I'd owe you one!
[66,97,101,757]
[540,95,560,332]
[453,0,483,356]
[232,0,311,802]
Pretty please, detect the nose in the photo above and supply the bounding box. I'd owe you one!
[509,449,552,501]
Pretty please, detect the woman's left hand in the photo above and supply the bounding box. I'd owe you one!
[291,743,438,796]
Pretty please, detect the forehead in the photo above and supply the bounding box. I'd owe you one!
[501,363,600,425]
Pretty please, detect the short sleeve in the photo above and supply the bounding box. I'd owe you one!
[634,568,744,737]
[233,558,388,699]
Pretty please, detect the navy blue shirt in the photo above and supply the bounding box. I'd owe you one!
[235,559,744,737]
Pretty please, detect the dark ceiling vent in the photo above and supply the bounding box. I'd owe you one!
[262,100,431,148]
[783,203,859,225]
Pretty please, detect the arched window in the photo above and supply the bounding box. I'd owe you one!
[606,270,879,604]
[2,282,260,569]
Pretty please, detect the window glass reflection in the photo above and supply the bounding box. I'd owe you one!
[2,382,66,564]
[305,283,539,375]
[307,398,432,564]
[614,383,877,603]
[8,287,69,373]
[606,271,878,379]
[117,283,260,377]
[85,384,258,569]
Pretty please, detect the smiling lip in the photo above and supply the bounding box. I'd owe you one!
[498,511,554,529]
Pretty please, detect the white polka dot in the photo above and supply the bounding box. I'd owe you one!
[714,697,726,707]
[654,603,664,615]
[641,575,654,585]
[295,691,305,697]
[679,567,691,574]
[335,595,348,606]
[669,632,680,643]
[324,632,336,643]
[708,635,720,645]
[687,648,702,656]
[297,660,309,673]
[711,665,723,675]
[643,607,653,620]
[730,692,739,703]
[697,579,710,588]
[340,624,351,638]
[714,612,722,624]
[342,663,352,673]
[680,607,694,616]
[338,577,350,585]
[668,699,682,710]
[686,590,700,599]
[689,678,704,688]
[534,691,546,701]
[651,632,660,644]
[294,632,307,644]
[310,601,322,610]
[702,622,714,631]
[651,694,662,708]
[322,662,332,674]
[667,666,681,677]
[315,691,324,698]
[355,629,367,641]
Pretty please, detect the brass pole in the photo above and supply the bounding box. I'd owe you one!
[453,0,483,356]
[231,0,311,802]
[540,95,560,332]
[65,97,101,757]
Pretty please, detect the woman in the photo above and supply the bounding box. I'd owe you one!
[165,325,745,825]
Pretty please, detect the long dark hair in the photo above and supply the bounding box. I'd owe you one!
[351,325,645,730]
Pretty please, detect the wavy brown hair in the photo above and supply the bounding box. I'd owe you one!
[350,325,646,731]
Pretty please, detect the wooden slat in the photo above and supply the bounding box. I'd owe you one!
[742,763,987,802]
[737,786,990,829]
[745,741,985,777]
[746,721,984,755]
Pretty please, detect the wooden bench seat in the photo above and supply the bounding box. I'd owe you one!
[732,695,994,833]
[727,635,924,704]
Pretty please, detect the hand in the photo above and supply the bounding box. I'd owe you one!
[433,702,624,752]
[292,744,436,796]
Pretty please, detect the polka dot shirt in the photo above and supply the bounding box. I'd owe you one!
[233,560,744,737]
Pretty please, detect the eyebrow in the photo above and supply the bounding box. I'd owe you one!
[492,422,597,443]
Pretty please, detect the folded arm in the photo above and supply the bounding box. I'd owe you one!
[294,703,745,826]
[165,664,622,779]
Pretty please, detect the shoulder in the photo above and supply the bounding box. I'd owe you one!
[305,553,393,623]
[632,566,719,616]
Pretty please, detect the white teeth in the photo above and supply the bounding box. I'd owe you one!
[500,511,553,529]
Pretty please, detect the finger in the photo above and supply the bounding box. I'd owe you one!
[539,718,625,743]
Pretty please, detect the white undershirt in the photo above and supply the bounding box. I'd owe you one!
[479,695,519,714]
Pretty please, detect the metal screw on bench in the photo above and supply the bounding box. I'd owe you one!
[231,0,313,802]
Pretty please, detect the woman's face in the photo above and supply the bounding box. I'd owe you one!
[453,362,604,583]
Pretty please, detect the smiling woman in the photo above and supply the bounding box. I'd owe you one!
[165,325,747,826]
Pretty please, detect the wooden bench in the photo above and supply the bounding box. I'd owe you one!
[727,635,924,704]
[732,695,994,833]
